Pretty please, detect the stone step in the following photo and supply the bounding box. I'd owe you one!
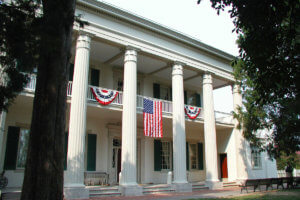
[192,185,209,191]
[89,187,121,198]
[143,185,175,194]
[223,182,239,187]
[89,192,122,197]
[1,192,21,200]
[143,188,175,194]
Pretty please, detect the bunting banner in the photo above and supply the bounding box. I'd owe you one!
[184,105,201,120]
[91,87,119,105]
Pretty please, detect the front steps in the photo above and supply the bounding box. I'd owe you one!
[192,183,209,191]
[143,184,175,194]
[223,181,239,188]
[88,186,121,198]
[1,192,21,200]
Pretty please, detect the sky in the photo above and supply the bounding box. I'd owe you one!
[102,0,239,113]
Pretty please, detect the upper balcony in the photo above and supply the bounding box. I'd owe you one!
[23,74,233,125]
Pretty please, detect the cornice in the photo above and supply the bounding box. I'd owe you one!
[76,0,236,62]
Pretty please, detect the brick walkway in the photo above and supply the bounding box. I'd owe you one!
[78,187,243,200]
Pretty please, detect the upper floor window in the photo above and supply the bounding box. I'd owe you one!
[153,83,171,101]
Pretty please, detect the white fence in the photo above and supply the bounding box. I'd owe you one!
[277,169,300,177]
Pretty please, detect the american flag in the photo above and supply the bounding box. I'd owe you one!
[143,98,163,138]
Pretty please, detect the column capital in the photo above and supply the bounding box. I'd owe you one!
[172,62,184,76]
[126,45,140,52]
[124,47,138,63]
[232,83,241,94]
[76,34,92,50]
[202,72,213,85]
[173,60,186,67]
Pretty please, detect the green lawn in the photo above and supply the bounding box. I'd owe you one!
[187,189,300,200]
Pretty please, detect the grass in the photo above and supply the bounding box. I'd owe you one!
[187,189,300,200]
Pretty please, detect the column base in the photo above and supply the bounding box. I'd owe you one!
[172,183,192,192]
[64,185,89,199]
[205,180,222,189]
[120,185,143,196]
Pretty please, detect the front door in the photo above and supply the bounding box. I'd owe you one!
[220,154,228,179]
[117,148,121,182]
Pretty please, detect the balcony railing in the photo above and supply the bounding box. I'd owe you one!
[24,74,232,123]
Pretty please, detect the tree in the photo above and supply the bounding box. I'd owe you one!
[0,0,75,199]
[198,0,300,159]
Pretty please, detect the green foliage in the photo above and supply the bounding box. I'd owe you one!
[199,0,300,158]
[0,0,41,111]
[276,152,300,170]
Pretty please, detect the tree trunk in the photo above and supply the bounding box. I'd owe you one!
[21,0,75,199]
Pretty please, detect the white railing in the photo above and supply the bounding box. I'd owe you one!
[23,74,232,123]
[214,110,233,124]
[277,169,300,177]
[24,73,37,92]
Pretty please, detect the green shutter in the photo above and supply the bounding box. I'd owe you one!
[186,142,189,170]
[4,126,20,170]
[184,91,187,104]
[69,64,74,81]
[91,68,100,86]
[87,134,97,171]
[198,143,204,170]
[154,140,162,171]
[196,93,201,107]
[64,132,68,170]
[153,83,160,98]
[170,87,172,101]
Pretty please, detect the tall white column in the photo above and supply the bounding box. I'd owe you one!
[0,111,7,171]
[202,72,220,188]
[232,84,248,180]
[65,34,91,187]
[120,47,138,186]
[172,62,187,184]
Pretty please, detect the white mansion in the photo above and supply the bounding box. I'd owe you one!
[0,0,277,199]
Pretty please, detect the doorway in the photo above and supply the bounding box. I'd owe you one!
[220,154,228,179]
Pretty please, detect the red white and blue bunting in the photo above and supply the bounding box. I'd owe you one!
[184,105,201,120]
[91,87,119,105]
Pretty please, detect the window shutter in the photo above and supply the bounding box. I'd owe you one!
[169,87,173,101]
[64,132,68,170]
[91,68,100,86]
[184,91,187,104]
[4,126,20,170]
[69,64,74,81]
[198,143,204,170]
[196,93,201,107]
[186,142,189,170]
[87,134,97,171]
[154,140,162,171]
[153,83,160,98]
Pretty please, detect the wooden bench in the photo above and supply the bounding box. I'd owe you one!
[84,171,109,186]
[240,179,260,193]
[258,178,273,190]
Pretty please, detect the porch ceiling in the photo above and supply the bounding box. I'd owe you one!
[76,39,230,89]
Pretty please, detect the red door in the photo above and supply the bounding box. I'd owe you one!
[220,154,228,178]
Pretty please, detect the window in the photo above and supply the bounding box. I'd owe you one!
[160,86,171,101]
[16,129,30,169]
[251,148,262,169]
[161,141,172,170]
[189,144,198,170]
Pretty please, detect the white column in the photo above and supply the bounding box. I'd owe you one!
[0,111,7,171]
[65,34,91,186]
[120,47,138,186]
[232,84,248,180]
[202,72,220,188]
[172,62,187,184]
